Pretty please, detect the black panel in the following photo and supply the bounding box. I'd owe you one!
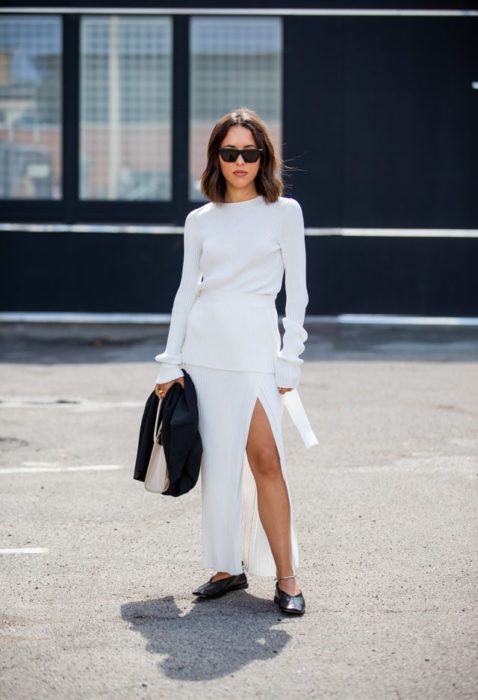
[0,232,184,313]
[1,232,477,317]
[63,14,80,224]
[12,1,475,10]
[284,16,478,228]
[171,16,190,220]
[304,236,478,316]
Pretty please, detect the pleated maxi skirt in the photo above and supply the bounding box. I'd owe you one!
[182,361,299,578]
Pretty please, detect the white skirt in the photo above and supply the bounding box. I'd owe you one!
[183,362,299,578]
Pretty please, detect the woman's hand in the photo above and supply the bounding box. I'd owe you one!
[278,387,293,394]
[154,376,185,400]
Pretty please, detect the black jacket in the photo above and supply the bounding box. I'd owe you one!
[133,370,202,496]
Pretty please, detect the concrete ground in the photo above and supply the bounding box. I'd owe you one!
[0,321,477,700]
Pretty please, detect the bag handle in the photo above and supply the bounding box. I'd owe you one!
[153,380,181,443]
[153,396,163,443]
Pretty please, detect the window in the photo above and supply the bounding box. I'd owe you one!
[0,15,62,199]
[80,15,172,201]
[189,17,283,200]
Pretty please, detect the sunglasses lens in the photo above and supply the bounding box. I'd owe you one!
[243,150,261,163]
[221,149,239,163]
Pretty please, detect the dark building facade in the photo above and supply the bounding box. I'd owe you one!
[1,2,477,319]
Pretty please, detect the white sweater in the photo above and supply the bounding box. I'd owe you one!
[154,194,309,389]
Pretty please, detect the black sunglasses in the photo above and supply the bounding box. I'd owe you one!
[218,147,263,163]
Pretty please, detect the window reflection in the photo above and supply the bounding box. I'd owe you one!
[80,15,172,201]
[0,15,62,199]
[189,17,282,201]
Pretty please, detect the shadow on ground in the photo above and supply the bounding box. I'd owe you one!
[121,592,293,681]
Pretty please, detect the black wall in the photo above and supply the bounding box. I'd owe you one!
[2,231,477,317]
[284,15,478,229]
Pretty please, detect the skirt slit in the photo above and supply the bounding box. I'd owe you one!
[241,373,299,577]
[183,363,299,578]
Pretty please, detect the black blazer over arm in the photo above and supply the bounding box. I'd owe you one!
[133,370,202,497]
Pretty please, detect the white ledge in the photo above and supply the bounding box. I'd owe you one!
[1,223,478,238]
[1,312,477,327]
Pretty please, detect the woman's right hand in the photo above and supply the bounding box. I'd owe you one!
[154,376,185,400]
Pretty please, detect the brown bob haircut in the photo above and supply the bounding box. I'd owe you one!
[199,107,283,204]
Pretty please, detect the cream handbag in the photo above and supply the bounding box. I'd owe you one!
[144,398,170,493]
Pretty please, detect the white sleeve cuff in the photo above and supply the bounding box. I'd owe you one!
[155,351,182,365]
[274,356,303,389]
[155,364,185,385]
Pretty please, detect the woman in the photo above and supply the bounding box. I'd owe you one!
[154,107,318,615]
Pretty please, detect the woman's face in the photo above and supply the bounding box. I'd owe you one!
[218,125,261,194]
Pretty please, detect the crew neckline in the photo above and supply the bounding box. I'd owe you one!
[218,194,264,207]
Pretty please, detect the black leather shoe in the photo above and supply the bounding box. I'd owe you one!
[192,572,248,599]
[274,580,306,615]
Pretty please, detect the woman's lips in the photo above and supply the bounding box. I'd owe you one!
[233,171,248,177]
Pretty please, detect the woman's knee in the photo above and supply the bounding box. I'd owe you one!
[248,445,282,480]
[246,398,283,479]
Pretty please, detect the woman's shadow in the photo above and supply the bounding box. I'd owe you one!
[121,589,292,681]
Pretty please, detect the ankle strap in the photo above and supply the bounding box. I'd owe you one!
[275,574,296,581]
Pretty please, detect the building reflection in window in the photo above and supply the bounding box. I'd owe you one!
[0,15,62,200]
[80,15,172,201]
[189,16,282,201]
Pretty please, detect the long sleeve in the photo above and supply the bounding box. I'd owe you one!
[275,199,309,389]
[154,211,202,384]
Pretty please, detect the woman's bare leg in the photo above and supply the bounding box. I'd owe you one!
[245,398,300,595]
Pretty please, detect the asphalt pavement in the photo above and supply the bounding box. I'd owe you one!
[0,321,477,699]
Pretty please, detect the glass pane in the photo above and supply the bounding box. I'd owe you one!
[80,16,172,201]
[0,15,62,199]
[190,17,282,201]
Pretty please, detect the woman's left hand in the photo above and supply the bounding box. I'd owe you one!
[278,387,293,394]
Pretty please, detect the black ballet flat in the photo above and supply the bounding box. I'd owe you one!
[274,575,306,615]
[192,572,248,599]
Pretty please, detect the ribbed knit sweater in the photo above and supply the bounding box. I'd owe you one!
[154,194,309,389]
